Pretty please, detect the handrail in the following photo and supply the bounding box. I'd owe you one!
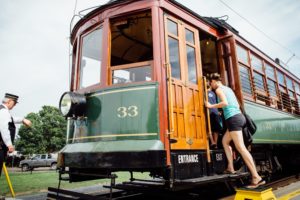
[203,76,211,163]
[166,63,174,134]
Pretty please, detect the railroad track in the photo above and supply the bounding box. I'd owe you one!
[47,173,300,200]
[47,187,146,200]
[265,174,300,190]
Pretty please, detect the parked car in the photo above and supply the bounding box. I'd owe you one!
[19,154,57,171]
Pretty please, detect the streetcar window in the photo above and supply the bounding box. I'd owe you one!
[186,45,197,83]
[279,85,286,93]
[253,72,266,91]
[168,36,181,79]
[167,19,178,36]
[239,64,252,95]
[277,71,285,86]
[286,77,293,90]
[251,54,263,72]
[110,11,152,66]
[288,90,295,99]
[185,28,195,44]
[79,27,103,88]
[71,41,77,91]
[265,64,275,80]
[267,79,278,97]
[112,65,151,84]
[295,83,300,94]
[236,45,249,65]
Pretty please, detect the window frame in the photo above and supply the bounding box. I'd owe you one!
[184,27,198,84]
[239,63,253,99]
[165,15,201,85]
[110,60,154,85]
[250,53,264,73]
[76,24,104,90]
[237,43,254,101]
[250,54,268,105]
[236,44,249,66]
[265,63,276,81]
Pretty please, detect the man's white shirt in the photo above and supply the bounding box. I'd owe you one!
[0,104,23,147]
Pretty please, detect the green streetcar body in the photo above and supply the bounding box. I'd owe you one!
[62,82,164,153]
[245,101,300,144]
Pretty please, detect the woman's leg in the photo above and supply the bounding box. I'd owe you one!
[209,134,216,145]
[213,132,218,145]
[230,130,261,183]
[222,130,234,172]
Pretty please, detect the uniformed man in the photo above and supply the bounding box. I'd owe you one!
[0,93,32,177]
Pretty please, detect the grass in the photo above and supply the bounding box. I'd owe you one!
[0,169,150,197]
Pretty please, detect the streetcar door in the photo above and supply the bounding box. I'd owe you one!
[217,35,243,102]
[165,15,207,150]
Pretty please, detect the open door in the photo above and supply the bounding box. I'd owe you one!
[217,35,243,105]
[165,15,207,150]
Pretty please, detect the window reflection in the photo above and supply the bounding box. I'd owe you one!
[265,64,275,79]
[286,77,293,90]
[80,27,103,88]
[251,54,263,72]
[295,83,300,94]
[237,45,248,64]
[186,45,197,83]
[288,90,295,99]
[267,79,277,97]
[185,28,194,44]
[167,19,178,36]
[253,72,265,91]
[279,85,286,93]
[239,64,252,95]
[168,36,181,79]
[112,66,151,84]
[277,71,285,86]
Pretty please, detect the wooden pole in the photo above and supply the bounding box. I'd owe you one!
[203,77,212,163]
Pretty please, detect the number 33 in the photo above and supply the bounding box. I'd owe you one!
[117,106,138,118]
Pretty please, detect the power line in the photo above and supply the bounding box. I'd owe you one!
[73,0,78,16]
[218,0,300,63]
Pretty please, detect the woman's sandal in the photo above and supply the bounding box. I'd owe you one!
[223,169,236,174]
[246,179,266,189]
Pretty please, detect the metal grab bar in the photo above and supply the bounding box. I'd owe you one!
[203,76,211,163]
[166,63,174,134]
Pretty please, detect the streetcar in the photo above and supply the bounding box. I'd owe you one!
[57,0,300,189]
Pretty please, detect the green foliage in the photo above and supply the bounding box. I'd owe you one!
[16,106,67,154]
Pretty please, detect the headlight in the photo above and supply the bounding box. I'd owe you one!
[59,92,87,117]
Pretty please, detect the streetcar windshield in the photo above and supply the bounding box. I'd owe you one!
[79,27,103,88]
[110,11,153,84]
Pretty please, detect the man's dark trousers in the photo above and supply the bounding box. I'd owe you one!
[0,149,5,176]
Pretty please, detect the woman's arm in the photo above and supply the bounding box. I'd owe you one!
[206,88,228,109]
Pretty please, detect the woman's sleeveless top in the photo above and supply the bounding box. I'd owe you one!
[217,85,241,120]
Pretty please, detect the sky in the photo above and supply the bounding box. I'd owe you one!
[1,0,300,119]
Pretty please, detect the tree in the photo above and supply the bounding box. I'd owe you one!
[16,106,67,154]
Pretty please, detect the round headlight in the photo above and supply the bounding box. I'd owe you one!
[59,92,86,117]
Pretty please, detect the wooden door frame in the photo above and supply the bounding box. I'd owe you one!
[217,35,244,107]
